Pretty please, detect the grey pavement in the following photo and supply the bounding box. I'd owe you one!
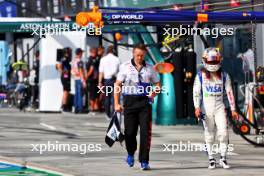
[0,108,263,176]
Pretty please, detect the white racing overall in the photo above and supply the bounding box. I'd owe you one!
[193,71,236,158]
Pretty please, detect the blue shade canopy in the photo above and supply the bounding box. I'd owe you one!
[102,11,264,24]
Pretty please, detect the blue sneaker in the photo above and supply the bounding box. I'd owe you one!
[140,162,150,170]
[126,155,134,167]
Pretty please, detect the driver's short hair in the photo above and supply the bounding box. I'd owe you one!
[133,43,147,52]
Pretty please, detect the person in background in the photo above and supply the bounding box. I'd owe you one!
[6,64,16,90]
[14,66,27,93]
[56,47,72,112]
[71,48,86,114]
[97,46,105,60]
[27,50,39,110]
[97,46,105,112]
[86,47,99,113]
[99,45,120,119]
[32,50,39,107]
[237,45,255,83]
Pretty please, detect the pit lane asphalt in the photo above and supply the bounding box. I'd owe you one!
[0,108,263,176]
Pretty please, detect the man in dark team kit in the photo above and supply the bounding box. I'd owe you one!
[57,47,72,112]
[114,44,161,170]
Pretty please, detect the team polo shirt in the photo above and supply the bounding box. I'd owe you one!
[99,53,120,79]
[117,59,160,96]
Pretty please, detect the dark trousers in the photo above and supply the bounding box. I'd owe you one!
[124,104,152,163]
[104,78,115,117]
[30,85,38,107]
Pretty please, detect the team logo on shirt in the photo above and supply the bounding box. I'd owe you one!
[205,84,222,93]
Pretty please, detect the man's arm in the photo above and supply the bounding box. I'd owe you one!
[225,74,238,118]
[225,74,236,110]
[77,61,86,86]
[98,72,104,87]
[56,62,62,73]
[114,64,126,112]
[149,66,161,99]
[80,67,85,82]
[114,80,123,112]
[193,74,202,118]
[86,66,94,80]
[98,60,104,87]
[150,82,161,99]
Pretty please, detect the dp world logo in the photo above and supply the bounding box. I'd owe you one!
[103,14,111,20]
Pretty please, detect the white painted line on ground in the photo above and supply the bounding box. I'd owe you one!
[40,123,82,137]
[227,151,240,156]
[84,122,92,126]
[40,123,56,130]
[83,122,108,128]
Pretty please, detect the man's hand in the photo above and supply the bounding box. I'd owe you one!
[148,92,156,102]
[231,110,239,120]
[98,72,104,89]
[195,108,202,119]
[82,81,86,88]
[98,82,103,89]
[148,83,161,100]
[115,104,123,112]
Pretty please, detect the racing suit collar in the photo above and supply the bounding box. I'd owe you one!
[131,58,146,68]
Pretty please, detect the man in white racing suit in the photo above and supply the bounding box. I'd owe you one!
[193,47,238,169]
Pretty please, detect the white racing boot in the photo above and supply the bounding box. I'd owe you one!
[208,159,216,169]
[219,157,230,169]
